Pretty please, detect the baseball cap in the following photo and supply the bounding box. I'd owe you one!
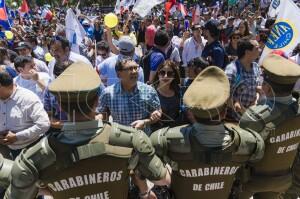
[15,42,32,50]
[118,36,135,53]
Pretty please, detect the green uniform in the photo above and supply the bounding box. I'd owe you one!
[238,54,300,199]
[150,123,263,199]
[3,120,166,199]
[1,62,167,199]
[150,66,265,199]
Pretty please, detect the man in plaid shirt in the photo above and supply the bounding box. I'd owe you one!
[97,58,161,135]
[225,38,263,122]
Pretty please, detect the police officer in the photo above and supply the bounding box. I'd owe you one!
[1,62,170,199]
[150,66,265,199]
[238,54,300,199]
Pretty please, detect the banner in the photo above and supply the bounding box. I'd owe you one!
[132,0,165,17]
[65,8,86,53]
[267,0,281,18]
[259,0,300,63]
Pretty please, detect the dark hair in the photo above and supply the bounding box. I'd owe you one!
[0,47,8,65]
[292,43,300,56]
[154,30,169,47]
[238,20,251,37]
[187,57,209,70]
[14,56,33,72]
[0,70,13,86]
[0,39,8,48]
[153,60,181,94]
[97,41,110,52]
[26,36,38,45]
[237,38,255,59]
[115,58,134,72]
[265,18,276,29]
[50,36,70,50]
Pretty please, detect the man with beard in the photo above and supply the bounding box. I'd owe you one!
[48,36,92,79]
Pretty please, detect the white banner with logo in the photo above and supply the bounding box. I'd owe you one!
[259,0,300,64]
[132,0,165,17]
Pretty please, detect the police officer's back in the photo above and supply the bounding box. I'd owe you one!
[150,66,264,199]
[238,54,300,199]
[2,62,169,199]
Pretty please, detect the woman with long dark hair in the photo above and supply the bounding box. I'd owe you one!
[151,60,181,131]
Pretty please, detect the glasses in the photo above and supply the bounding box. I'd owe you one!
[159,70,174,77]
[122,65,139,72]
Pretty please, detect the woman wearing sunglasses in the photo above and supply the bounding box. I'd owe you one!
[151,60,181,132]
[225,30,241,62]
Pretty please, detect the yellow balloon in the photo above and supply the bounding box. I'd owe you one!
[5,31,13,40]
[104,13,118,28]
[44,53,54,62]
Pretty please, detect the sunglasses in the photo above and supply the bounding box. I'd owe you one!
[159,70,174,77]
[232,36,240,40]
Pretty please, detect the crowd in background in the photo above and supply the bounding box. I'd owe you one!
[2,0,300,167]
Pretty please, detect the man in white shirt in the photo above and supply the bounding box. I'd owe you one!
[15,41,49,74]
[48,36,93,79]
[0,69,49,159]
[25,35,45,61]
[182,24,206,76]
[14,56,50,101]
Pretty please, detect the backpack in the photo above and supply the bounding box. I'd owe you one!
[140,47,169,83]
[140,49,154,83]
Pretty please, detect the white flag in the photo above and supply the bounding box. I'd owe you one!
[121,0,135,9]
[260,0,300,64]
[65,8,86,53]
[132,0,165,18]
[115,0,121,14]
[267,0,281,18]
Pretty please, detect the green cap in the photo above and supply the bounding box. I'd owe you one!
[49,62,101,102]
[262,54,300,85]
[183,66,230,119]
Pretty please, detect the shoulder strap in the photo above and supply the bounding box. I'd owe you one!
[234,60,241,86]
[48,123,133,171]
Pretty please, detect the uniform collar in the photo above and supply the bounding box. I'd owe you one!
[271,95,294,105]
[62,120,103,132]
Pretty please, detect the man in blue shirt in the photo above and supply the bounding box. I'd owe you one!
[98,36,144,87]
[201,19,227,69]
[97,58,161,135]
[147,30,170,84]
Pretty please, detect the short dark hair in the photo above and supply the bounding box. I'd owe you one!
[0,70,13,86]
[237,38,255,59]
[50,36,70,50]
[187,57,209,70]
[154,30,169,47]
[26,35,38,45]
[115,58,134,72]
[97,41,110,52]
[14,56,33,72]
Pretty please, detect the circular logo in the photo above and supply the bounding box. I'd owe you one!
[266,21,294,49]
[272,0,280,9]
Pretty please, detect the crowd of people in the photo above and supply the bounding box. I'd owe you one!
[1,0,300,198]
